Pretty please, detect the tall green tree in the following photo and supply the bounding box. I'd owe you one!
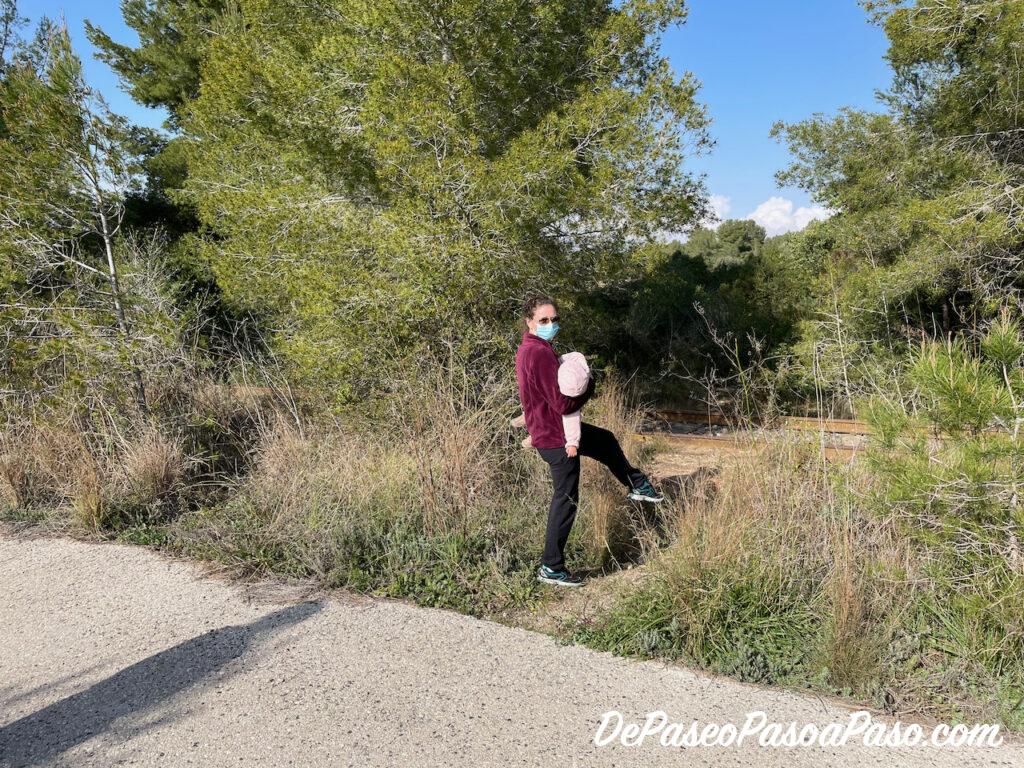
[177,0,711,403]
[773,0,1024,398]
[85,1,221,235]
[577,220,817,402]
[86,0,229,130]
[87,1,272,359]
[0,0,23,68]
[0,18,154,415]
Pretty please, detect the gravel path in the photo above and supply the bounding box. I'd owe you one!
[1,534,1021,767]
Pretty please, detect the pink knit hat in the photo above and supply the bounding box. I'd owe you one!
[557,351,590,397]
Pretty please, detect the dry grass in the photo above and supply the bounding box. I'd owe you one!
[0,423,190,529]
[667,438,908,667]
[120,429,185,496]
[382,353,521,536]
[0,425,102,522]
[577,373,662,567]
[574,430,1024,727]
[0,367,284,529]
[823,528,878,691]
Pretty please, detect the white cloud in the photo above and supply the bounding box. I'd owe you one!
[652,193,829,243]
[704,193,732,227]
[745,196,832,236]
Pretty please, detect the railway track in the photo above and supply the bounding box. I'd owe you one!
[652,409,869,435]
[638,409,866,460]
[634,430,862,460]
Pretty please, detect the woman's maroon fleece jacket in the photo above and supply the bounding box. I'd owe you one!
[515,331,595,449]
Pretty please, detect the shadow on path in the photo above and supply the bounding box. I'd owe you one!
[0,601,322,767]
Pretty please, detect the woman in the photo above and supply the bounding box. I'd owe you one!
[514,295,664,587]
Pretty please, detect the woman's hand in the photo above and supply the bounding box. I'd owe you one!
[565,445,578,458]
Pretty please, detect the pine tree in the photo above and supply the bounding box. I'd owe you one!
[773,0,1024,396]
[0,19,150,414]
[175,0,712,403]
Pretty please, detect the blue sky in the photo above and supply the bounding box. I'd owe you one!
[27,1,892,236]
[25,2,167,129]
[666,2,892,234]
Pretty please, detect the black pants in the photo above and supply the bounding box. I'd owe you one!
[536,422,647,570]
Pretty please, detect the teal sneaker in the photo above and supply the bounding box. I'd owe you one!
[537,564,585,587]
[627,478,665,503]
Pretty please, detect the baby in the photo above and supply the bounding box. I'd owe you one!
[513,351,590,457]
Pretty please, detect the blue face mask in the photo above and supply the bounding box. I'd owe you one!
[534,322,560,341]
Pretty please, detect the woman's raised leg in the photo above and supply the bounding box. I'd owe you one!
[576,422,646,489]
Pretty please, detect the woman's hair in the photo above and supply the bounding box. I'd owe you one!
[521,294,558,323]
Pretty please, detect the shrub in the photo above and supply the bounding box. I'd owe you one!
[172,351,661,615]
[572,442,900,689]
[574,317,1024,727]
[861,312,1024,725]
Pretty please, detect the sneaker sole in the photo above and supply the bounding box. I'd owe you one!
[537,575,585,588]
[627,493,664,503]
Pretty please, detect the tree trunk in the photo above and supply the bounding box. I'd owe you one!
[96,203,149,416]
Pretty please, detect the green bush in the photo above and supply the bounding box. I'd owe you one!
[861,313,1024,724]
[572,341,1024,729]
